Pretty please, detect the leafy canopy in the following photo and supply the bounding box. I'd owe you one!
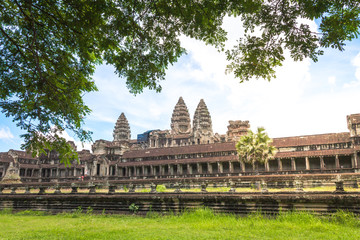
[236,127,277,171]
[0,0,359,164]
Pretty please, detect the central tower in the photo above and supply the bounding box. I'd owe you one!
[171,97,191,135]
[192,99,214,144]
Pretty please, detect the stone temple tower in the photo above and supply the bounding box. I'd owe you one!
[192,99,214,144]
[113,112,131,141]
[347,113,360,146]
[171,97,191,135]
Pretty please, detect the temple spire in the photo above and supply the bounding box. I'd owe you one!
[193,99,214,144]
[171,97,191,135]
[113,113,131,141]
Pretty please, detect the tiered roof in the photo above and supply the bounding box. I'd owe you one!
[171,97,191,135]
[193,99,213,136]
[113,113,131,141]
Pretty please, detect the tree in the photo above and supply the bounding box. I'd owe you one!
[236,127,277,173]
[0,0,359,164]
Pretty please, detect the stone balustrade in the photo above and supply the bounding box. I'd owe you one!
[0,177,358,195]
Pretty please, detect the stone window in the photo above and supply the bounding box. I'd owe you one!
[296,146,304,151]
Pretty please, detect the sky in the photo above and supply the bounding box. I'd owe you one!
[1,16,360,152]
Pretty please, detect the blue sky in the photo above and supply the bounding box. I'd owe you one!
[1,17,360,152]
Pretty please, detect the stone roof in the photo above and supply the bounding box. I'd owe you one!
[272,132,350,148]
[122,142,237,159]
[78,150,95,162]
[275,148,354,158]
[9,150,37,160]
[19,164,40,169]
[122,131,355,159]
[118,155,237,166]
[0,152,13,163]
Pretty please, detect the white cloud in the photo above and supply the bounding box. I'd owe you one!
[168,17,314,137]
[83,16,360,143]
[58,130,92,152]
[0,127,14,140]
[343,52,360,88]
[328,76,336,85]
[353,52,360,81]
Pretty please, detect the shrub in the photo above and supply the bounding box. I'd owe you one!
[129,203,139,214]
[156,185,166,192]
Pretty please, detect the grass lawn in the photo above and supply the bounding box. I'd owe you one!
[0,208,360,240]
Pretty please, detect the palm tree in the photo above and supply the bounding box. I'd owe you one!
[235,127,277,173]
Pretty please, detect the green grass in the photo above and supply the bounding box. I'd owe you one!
[0,208,360,239]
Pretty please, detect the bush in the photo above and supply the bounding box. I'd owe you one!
[156,185,166,192]
[129,203,139,214]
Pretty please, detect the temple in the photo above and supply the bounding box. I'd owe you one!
[0,97,359,182]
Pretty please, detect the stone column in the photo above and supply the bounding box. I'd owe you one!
[160,165,164,175]
[335,155,340,169]
[142,166,145,176]
[352,151,358,168]
[207,163,213,174]
[277,159,283,171]
[177,164,182,175]
[320,156,325,170]
[218,162,223,174]
[291,158,296,171]
[169,164,174,175]
[187,164,192,174]
[115,164,118,176]
[197,163,202,174]
[229,161,234,173]
[305,157,310,170]
[154,138,158,148]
